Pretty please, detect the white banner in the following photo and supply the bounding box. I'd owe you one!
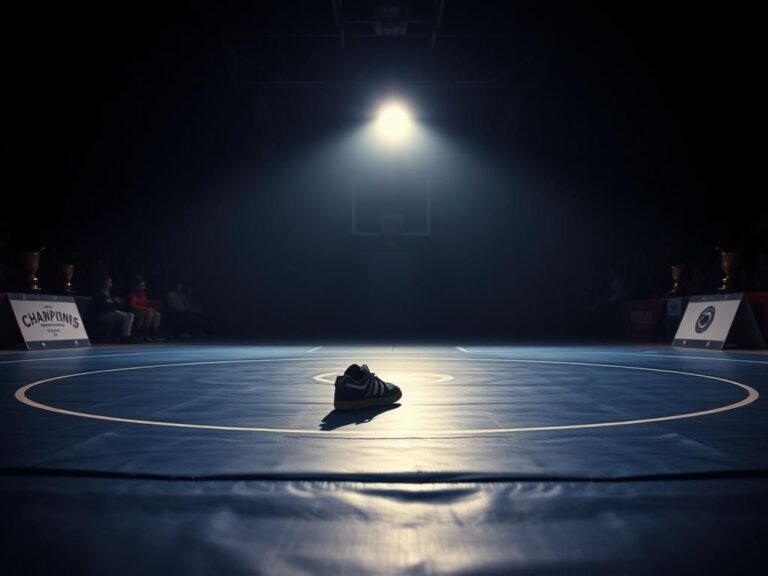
[8,293,90,349]
[673,293,743,349]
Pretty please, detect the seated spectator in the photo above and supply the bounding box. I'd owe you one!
[164,281,192,339]
[591,267,625,338]
[128,275,162,341]
[92,276,135,343]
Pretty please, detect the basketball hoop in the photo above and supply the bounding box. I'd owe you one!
[381,213,404,244]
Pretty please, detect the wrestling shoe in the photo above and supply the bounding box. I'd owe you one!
[334,364,402,411]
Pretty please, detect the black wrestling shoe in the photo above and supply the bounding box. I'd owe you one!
[334,364,402,411]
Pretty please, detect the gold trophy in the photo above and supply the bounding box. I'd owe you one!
[21,250,43,292]
[669,264,684,294]
[718,251,738,291]
[61,263,75,293]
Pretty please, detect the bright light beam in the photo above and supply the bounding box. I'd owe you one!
[374,101,413,146]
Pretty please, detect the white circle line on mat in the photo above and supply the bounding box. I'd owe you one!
[312,372,454,385]
[14,356,760,437]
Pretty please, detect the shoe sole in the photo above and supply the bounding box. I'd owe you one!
[334,389,402,411]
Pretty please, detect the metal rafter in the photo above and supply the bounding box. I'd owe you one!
[330,0,346,49]
[431,0,445,50]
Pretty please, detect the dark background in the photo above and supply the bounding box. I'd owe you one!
[3,1,766,339]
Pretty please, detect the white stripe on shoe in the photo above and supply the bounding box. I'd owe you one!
[345,379,368,390]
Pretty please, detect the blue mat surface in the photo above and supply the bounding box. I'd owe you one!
[2,344,767,574]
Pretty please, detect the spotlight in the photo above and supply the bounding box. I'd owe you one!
[375,101,413,145]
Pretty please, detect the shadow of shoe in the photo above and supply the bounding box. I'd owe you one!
[319,403,401,431]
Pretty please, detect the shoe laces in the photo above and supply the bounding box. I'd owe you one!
[362,364,391,390]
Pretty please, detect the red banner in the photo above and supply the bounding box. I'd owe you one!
[621,299,664,340]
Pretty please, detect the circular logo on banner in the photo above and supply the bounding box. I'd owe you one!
[695,306,716,333]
